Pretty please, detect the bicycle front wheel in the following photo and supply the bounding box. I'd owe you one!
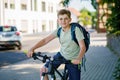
[41,76,44,80]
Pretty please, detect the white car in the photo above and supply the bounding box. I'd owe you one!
[0,26,22,50]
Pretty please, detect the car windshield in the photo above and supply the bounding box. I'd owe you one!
[0,26,17,32]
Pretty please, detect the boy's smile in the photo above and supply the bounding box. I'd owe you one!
[57,14,71,31]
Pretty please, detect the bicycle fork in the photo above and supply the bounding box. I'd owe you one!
[41,62,56,80]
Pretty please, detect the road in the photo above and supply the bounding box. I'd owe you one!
[0,32,60,67]
[0,50,28,67]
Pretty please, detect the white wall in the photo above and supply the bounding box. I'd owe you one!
[0,0,4,25]
[0,0,60,34]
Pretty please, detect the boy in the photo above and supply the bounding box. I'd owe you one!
[27,9,86,80]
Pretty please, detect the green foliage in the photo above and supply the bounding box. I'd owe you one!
[60,0,71,7]
[113,57,120,80]
[91,0,97,9]
[113,31,120,36]
[79,8,92,26]
[100,0,120,34]
[106,3,120,34]
[90,11,97,28]
[91,0,120,34]
[101,0,115,4]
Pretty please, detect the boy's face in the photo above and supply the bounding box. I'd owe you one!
[57,14,71,28]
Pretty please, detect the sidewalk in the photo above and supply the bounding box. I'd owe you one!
[0,32,118,80]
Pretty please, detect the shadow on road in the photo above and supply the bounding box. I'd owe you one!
[0,49,29,68]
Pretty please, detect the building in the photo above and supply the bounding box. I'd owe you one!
[0,0,60,34]
[96,0,112,33]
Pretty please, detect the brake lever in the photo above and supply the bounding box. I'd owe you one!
[32,52,51,63]
[42,55,48,63]
[32,53,38,60]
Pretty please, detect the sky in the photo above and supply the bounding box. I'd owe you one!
[69,0,96,12]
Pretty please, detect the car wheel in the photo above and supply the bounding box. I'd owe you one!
[14,46,21,50]
[18,46,22,50]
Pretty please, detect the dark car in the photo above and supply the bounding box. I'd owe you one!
[0,26,22,50]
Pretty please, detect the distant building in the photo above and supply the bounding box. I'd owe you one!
[0,0,60,34]
[96,0,112,33]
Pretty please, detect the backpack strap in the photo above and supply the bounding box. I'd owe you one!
[71,24,79,46]
[70,23,83,46]
[57,27,62,38]
[70,23,87,72]
[82,55,86,71]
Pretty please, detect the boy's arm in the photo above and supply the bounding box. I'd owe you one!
[77,40,86,61]
[27,34,56,57]
[72,40,86,64]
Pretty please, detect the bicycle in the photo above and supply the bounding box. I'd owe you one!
[32,52,71,80]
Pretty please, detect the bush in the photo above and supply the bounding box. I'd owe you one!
[113,31,120,36]
[107,30,120,37]
[113,57,120,80]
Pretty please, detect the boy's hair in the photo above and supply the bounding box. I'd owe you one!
[57,9,71,18]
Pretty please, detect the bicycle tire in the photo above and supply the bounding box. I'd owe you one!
[40,76,44,80]
[40,76,56,80]
[64,71,69,80]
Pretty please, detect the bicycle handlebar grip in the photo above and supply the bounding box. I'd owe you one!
[32,52,51,63]
[32,53,38,60]
[42,55,47,63]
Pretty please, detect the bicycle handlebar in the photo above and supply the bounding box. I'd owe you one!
[32,52,51,63]
[32,52,71,64]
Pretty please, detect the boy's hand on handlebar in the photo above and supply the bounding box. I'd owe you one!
[27,49,34,58]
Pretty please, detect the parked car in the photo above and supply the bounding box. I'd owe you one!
[0,26,22,50]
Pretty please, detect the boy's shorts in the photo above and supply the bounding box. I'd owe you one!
[44,52,81,80]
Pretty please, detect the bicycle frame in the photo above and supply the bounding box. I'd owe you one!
[32,52,69,80]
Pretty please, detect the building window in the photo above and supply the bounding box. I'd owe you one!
[34,0,37,11]
[42,20,46,31]
[30,0,32,10]
[21,0,27,10]
[10,3,15,9]
[42,25,46,31]
[51,6,53,13]
[5,3,8,8]
[4,0,8,8]
[10,0,15,9]
[48,3,53,13]
[50,3,53,13]
[32,20,38,33]
[21,4,27,10]
[41,1,46,12]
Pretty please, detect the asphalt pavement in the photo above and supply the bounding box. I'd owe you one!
[0,32,119,80]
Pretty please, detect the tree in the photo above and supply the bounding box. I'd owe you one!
[105,0,120,34]
[96,0,120,34]
[60,0,97,28]
[79,8,92,27]
[61,0,120,34]
[60,0,70,7]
